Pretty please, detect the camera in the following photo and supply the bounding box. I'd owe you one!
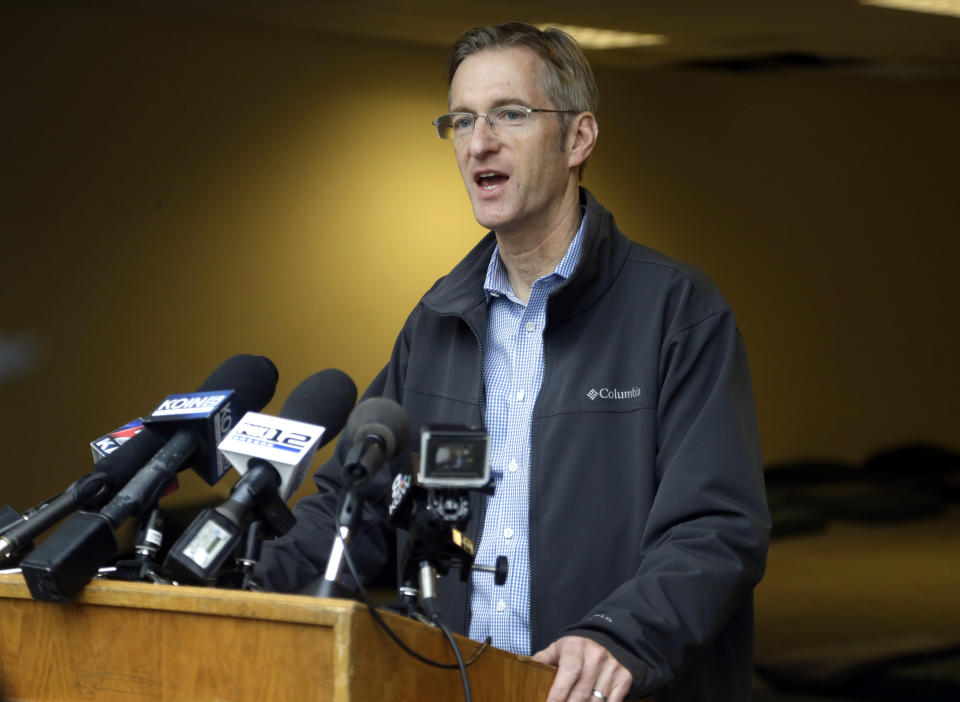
[417,425,490,489]
[385,424,506,623]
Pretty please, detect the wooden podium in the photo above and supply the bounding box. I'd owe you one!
[0,572,556,701]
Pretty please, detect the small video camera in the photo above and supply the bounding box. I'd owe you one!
[417,425,490,489]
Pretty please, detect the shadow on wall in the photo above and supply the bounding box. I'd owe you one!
[764,442,960,538]
[756,442,960,701]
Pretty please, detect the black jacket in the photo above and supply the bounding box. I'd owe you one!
[259,189,770,700]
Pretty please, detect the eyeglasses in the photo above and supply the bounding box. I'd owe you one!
[432,105,579,141]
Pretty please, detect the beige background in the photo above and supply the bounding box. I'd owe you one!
[2,4,958,512]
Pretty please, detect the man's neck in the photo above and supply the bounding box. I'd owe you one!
[494,196,582,304]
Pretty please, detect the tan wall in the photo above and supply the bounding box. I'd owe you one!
[2,5,958,513]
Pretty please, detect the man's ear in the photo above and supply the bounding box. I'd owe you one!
[566,111,598,172]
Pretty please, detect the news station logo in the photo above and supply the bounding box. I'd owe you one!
[90,419,144,461]
[218,412,325,501]
[150,391,231,418]
[229,419,314,454]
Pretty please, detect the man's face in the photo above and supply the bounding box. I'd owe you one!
[448,47,574,236]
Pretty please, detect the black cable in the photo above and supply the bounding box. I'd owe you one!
[332,486,491,672]
[434,615,473,702]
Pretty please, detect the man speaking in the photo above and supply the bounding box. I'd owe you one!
[258,22,770,702]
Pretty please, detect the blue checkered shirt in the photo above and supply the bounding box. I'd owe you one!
[468,214,586,655]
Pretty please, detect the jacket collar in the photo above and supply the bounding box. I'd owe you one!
[421,188,630,327]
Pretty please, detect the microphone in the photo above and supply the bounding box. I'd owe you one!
[309,397,410,598]
[2,357,275,568]
[387,472,421,530]
[222,369,358,502]
[0,506,21,535]
[19,354,278,601]
[0,425,170,566]
[341,397,411,485]
[162,369,356,584]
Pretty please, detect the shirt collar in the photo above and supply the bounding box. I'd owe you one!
[483,210,587,301]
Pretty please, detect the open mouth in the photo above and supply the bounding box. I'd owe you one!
[475,171,508,191]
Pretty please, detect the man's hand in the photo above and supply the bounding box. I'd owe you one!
[532,635,633,702]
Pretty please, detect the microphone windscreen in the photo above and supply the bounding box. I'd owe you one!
[89,427,168,489]
[279,369,357,446]
[198,354,278,415]
[344,397,411,458]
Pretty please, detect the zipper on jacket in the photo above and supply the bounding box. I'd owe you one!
[526,330,550,655]
[458,312,487,637]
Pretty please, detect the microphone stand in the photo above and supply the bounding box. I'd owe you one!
[304,436,388,599]
[306,485,362,599]
[112,508,171,584]
[238,521,265,591]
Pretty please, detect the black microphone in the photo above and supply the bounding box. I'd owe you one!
[341,397,411,485]
[3,430,159,570]
[0,428,171,566]
[19,354,278,601]
[309,397,410,598]
[2,356,275,567]
[387,473,422,531]
[0,506,21,535]
[162,369,357,584]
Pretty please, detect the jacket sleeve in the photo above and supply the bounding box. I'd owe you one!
[254,318,415,594]
[559,307,771,697]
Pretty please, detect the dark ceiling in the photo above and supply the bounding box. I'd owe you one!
[111,0,960,76]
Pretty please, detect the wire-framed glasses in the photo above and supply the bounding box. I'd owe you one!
[432,105,579,141]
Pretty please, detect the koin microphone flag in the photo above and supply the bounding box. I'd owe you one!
[162,369,357,583]
[90,419,145,462]
[19,354,278,601]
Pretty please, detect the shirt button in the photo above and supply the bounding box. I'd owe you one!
[508,460,518,473]
[504,527,514,540]
[525,321,536,333]
[496,600,506,612]
[516,389,525,402]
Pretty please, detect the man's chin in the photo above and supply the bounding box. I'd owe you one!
[471,202,511,232]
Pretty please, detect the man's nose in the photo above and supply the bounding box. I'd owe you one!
[468,115,500,156]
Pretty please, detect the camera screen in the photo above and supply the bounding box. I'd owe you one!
[419,427,490,487]
[429,441,483,478]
